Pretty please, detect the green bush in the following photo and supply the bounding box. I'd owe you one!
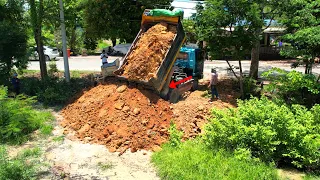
[21,76,93,105]
[262,68,320,107]
[204,97,320,170]
[152,140,279,180]
[0,146,40,180]
[0,86,54,144]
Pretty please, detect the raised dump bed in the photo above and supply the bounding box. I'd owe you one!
[114,9,186,93]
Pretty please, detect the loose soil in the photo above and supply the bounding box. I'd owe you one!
[61,78,238,154]
[119,22,176,80]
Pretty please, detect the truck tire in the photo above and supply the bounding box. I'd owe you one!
[169,89,180,103]
[191,77,199,91]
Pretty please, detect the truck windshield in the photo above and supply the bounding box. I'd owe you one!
[177,52,188,60]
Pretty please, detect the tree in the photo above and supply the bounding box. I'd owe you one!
[83,0,173,45]
[279,0,320,74]
[0,0,27,84]
[28,0,47,79]
[198,0,264,98]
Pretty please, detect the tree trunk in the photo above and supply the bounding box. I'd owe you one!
[29,0,47,79]
[35,29,47,79]
[239,60,244,99]
[112,39,116,47]
[226,60,238,79]
[249,39,260,79]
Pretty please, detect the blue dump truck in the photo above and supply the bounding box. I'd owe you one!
[114,9,204,103]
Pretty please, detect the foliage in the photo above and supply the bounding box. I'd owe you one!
[262,68,320,107]
[83,0,173,43]
[20,75,94,105]
[0,146,42,180]
[47,61,59,77]
[0,0,28,85]
[0,86,54,144]
[204,97,320,170]
[152,140,279,180]
[168,122,183,147]
[279,0,320,74]
[182,19,197,44]
[198,0,284,60]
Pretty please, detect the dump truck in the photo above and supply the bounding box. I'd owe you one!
[113,9,204,103]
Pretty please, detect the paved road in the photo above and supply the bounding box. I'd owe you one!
[27,56,320,80]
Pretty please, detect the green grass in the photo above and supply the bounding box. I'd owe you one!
[152,140,280,180]
[97,40,111,50]
[0,146,41,180]
[304,174,320,180]
[52,135,65,142]
[97,162,114,171]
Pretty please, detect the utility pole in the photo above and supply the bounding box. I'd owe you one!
[59,0,70,82]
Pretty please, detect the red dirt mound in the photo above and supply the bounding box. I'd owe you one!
[61,80,173,153]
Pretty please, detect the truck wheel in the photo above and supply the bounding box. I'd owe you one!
[169,89,180,103]
[191,78,199,91]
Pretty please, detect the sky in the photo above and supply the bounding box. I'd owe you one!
[171,0,199,18]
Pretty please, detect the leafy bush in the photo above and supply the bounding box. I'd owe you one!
[20,76,94,105]
[0,146,40,180]
[47,62,59,77]
[262,68,320,107]
[0,86,54,144]
[204,97,320,170]
[152,140,279,180]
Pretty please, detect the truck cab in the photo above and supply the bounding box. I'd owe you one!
[175,46,204,90]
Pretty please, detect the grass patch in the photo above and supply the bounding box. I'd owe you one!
[97,162,114,171]
[152,140,279,180]
[0,146,41,180]
[52,135,64,142]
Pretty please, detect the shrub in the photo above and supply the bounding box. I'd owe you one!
[152,140,279,180]
[204,97,320,170]
[262,68,320,107]
[0,86,54,144]
[20,76,93,105]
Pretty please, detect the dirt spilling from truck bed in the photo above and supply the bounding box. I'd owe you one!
[119,22,176,81]
[60,79,238,153]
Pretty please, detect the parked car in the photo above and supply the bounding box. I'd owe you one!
[29,46,59,61]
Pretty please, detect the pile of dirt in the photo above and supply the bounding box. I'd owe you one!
[172,79,238,139]
[61,80,173,153]
[60,79,238,153]
[120,22,176,80]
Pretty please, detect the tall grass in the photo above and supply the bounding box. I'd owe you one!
[152,140,279,180]
[0,146,40,180]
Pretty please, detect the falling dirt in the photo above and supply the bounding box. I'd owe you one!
[119,22,176,81]
[61,78,238,153]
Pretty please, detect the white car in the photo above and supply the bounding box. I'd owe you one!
[113,44,132,55]
[29,46,60,61]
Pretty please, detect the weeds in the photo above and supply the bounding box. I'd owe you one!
[97,162,114,171]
